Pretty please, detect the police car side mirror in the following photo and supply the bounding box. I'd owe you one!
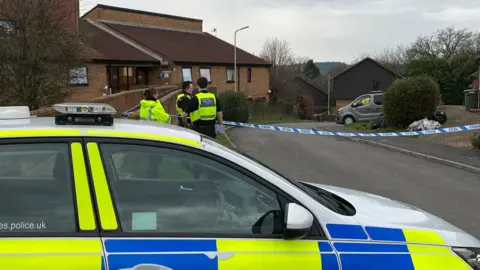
[283,203,314,240]
[252,210,284,235]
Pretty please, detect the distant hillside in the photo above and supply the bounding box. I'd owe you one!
[315,62,343,73]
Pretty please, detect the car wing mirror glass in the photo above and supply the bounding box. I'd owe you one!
[252,210,284,235]
[283,203,314,240]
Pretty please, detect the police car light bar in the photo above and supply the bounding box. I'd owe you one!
[0,106,31,120]
[53,103,117,115]
[53,103,116,126]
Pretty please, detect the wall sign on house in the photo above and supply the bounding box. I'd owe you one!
[69,67,88,85]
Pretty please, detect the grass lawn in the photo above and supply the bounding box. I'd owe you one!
[216,133,235,148]
[345,121,419,138]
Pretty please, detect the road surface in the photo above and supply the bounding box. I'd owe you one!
[228,122,480,238]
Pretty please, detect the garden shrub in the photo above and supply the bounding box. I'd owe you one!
[218,91,249,123]
[383,76,440,128]
[471,132,480,150]
[296,95,314,119]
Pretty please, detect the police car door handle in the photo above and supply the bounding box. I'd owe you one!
[179,185,193,191]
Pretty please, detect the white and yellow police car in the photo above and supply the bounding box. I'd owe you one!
[0,103,478,270]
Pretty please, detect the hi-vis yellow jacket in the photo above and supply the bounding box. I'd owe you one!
[139,99,171,124]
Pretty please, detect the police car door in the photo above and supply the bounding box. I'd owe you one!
[86,138,339,270]
[0,137,103,269]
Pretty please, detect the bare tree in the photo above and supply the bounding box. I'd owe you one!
[352,46,408,74]
[0,0,88,110]
[291,55,309,74]
[259,37,297,101]
[406,27,475,60]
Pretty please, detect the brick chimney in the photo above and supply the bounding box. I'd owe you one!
[62,0,79,33]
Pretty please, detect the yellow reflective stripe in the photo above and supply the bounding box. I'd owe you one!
[0,129,81,137]
[0,256,103,270]
[0,255,103,269]
[86,130,201,147]
[0,239,103,270]
[70,143,96,231]
[403,229,445,245]
[217,239,321,270]
[217,239,319,252]
[86,142,118,231]
[0,238,103,254]
[407,245,451,253]
[407,245,470,270]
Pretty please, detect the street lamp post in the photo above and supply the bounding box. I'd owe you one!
[234,26,249,92]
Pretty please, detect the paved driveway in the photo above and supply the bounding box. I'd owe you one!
[228,122,480,238]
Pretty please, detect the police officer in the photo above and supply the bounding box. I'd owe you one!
[139,88,171,124]
[183,77,223,138]
[176,81,193,127]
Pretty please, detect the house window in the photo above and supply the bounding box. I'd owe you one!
[248,67,252,83]
[200,67,211,83]
[69,67,88,85]
[226,67,234,83]
[372,80,380,91]
[181,67,192,82]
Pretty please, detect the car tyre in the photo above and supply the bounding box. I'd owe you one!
[343,116,355,125]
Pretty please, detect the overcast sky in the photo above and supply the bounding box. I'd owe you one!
[80,0,480,63]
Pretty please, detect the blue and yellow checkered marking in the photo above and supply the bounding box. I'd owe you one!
[332,242,469,270]
[326,224,469,270]
[326,224,369,240]
[104,238,339,270]
[0,237,467,270]
[0,238,104,270]
[326,224,446,245]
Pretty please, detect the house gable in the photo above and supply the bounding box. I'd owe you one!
[332,57,402,100]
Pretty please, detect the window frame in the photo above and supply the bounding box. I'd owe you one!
[373,94,384,106]
[181,67,193,83]
[226,67,235,83]
[199,67,212,83]
[353,95,371,107]
[88,137,325,240]
[68,67,89,86]
[247,67,252,83]
[0,137,98,238]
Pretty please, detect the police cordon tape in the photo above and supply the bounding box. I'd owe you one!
[221,121,480,137]
[147,114,480,137]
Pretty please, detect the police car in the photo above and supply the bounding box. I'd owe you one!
[0,103,478,270]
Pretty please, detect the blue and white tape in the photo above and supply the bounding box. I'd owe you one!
[222,121,480,137]
[131,113,480,137]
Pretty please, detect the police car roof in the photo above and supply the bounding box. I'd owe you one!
[0,117,202,144]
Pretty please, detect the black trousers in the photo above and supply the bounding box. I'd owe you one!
[194,125,216,139]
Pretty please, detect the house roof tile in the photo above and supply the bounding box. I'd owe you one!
[101,21,271,66]
[80,20,158,62]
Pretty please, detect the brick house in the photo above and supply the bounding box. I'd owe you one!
[67,4,271,101]
[331,57,403,111]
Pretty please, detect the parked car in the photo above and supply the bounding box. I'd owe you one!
[336,91,384,125]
